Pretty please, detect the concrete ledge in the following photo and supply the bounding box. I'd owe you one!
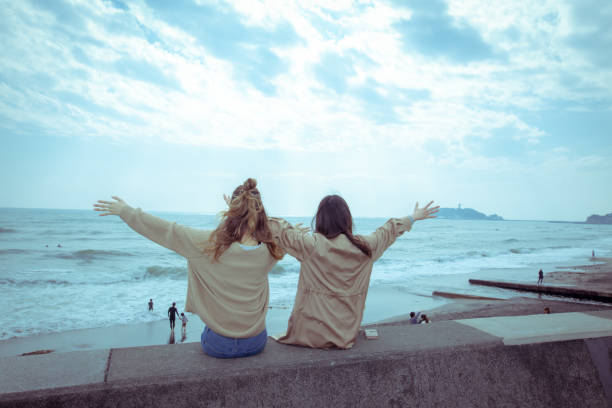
[0,349,109,394]
[469,279,612,302]
[457,310,612,345]
[1,316,610,408]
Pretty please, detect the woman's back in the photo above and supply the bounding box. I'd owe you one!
[269,195,437,349]
[118,206,279,338]
[270,217,412,349]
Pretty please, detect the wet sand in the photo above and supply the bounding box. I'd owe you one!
[376,257,612,325]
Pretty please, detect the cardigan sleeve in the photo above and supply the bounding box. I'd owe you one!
[268,218,315,262]
[364,218,412,261]
[119,205,208,259]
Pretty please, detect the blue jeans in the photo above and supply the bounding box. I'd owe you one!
[200,326,267,358]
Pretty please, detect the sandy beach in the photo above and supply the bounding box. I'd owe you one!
[2,258,611,358]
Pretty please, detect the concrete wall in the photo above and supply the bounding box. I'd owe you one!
[1,320,609,407]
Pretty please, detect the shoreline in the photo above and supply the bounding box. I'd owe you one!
[2,257,611,358]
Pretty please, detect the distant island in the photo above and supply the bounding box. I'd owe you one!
[585,213,612,224]
[437,206,503,221]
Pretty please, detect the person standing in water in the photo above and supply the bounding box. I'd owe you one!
[269,196,438,349]
[168,302,179,330]
[148,298,154,311]
[94,178,285,358]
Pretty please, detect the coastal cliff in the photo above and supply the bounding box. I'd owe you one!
[586,213,612,224]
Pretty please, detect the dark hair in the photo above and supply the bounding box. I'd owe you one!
[312,195,372,257]
[206,178,283,261]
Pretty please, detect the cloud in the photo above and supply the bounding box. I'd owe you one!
[391,0,495,63]
[143,0,301,94]
[113,56,181,90]
[564,0,612,69]
[313,52,356,93]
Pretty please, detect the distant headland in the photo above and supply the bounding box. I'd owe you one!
[437,205,503,221]
[585,212,612,224]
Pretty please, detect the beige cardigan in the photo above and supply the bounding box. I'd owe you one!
[120,205,279,338]
[269,217,412,349]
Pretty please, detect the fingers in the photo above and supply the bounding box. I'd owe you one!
[424,200,434,209]
[111,196,124,203]
[414,202,419,211]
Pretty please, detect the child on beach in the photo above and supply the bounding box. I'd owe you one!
[409,311,421,325]
[419,314,430,324]
[268,196,438,349]
[179,312,188,333]
[94,178,287,358]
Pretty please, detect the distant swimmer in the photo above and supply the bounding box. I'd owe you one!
[148,298,154,311]
[168,302,179,330]
[537,269,543,285]
[593,249,595,257]
[57,243,62,248]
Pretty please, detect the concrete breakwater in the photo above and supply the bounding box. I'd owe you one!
[469,279,612,303]
[1,311,612,407]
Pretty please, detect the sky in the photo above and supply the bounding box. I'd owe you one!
[0,0,611,221]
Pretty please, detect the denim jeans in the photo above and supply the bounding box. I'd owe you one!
[200,326,267,358]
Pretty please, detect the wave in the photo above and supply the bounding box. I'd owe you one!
[509,248,536,254]
[0,227,17,233]
[270,265,287,275]
[144,266,187,279]
[0,249,29,255]
[52,249,134,262]
[39,229,107,236]
[1,278,72,286]
[502,238,519,243]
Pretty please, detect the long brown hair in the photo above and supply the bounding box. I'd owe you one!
[205,178,283,261]
[313,195,372,257]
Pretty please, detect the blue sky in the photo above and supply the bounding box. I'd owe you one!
[0,0,611,221]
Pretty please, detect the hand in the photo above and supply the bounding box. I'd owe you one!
[93,196,128,216]
[293,222,310,234]
[223,194,231,207]
[412,201,439,221]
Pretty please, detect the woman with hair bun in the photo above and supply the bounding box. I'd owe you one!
[269,195,438,349]
[94,178,284,358]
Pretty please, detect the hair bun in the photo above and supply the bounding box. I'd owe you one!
[242,178,257,191]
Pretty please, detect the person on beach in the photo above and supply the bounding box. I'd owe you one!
[409,311,421,325]
[168,302,179,330]
[419,314,430,324]
[538,269,544,285]
[148,298,154,311]
[94,178,286,358]
[268,195,438,349]
[179,312,188,334]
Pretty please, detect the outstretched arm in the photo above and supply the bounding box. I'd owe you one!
[94,197,207,259]
[268,218,314,262]
[366,201,439,261]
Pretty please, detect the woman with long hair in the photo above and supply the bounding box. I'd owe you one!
[94,178,284,358]
[269,195,438,349]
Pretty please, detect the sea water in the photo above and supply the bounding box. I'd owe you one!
[1,208,611,340]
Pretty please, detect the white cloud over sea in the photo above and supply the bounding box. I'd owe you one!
[0,0,611,220]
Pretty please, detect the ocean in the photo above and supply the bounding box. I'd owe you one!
[1,208,611,341]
